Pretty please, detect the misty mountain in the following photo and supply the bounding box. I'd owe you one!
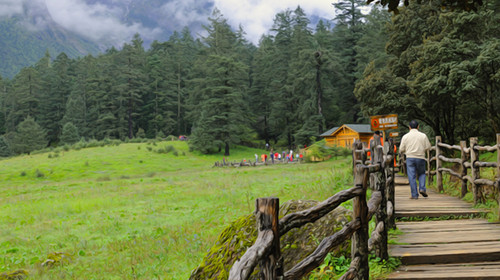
[0,16,101,79]
[0,0,333,79]
[0,0,213,79]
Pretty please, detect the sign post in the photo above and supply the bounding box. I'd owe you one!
[370,114,398,142]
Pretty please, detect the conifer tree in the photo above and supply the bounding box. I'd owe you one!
[60,55,95,139]
[90,52,122,139]
[12,116,47,154]
[169,27,200,136]
[267,10,294,147]
[189,9,250,155]
[38,52,73,144]
[143,47,176,138]
[248,35,276,143]
[0,75,7,135]
[116,34,148,139]
[294,20,343,145]
[0,135,11,157]
[5,67,41,133]
[332,0,366,123]
[60,122,80,145]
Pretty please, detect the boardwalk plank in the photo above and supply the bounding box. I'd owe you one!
[394,186,488,218]
[390,241,500,264]
[387,176,498,279]
[388,262,500,280]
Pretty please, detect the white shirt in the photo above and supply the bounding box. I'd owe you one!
[399,129,431,160]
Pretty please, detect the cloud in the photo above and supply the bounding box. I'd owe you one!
[0,0,363,48]
[160,0,211,29]
[159,0,212,37]
[214,0,336,44]
[8,0,155,46]
[0,0,23,17]
[43,0,162,46]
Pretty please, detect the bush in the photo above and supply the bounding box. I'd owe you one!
[305,139,351,162]
[156,145,176,154]
[136,128,146,139]
[35,169,45,178]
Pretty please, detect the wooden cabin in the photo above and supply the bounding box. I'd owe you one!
[320,124,373,148]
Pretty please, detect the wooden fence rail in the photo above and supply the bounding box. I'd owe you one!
[426,134,500,217]
[229,137,396,280]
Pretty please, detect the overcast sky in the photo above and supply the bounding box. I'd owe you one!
[0,0,341,46]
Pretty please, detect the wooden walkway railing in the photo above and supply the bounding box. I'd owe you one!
[426,134,500,216]
[228,138,396,280]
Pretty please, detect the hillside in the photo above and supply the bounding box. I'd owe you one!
[0,0,205,79]
[0,16,101,79]
[0,140,351,279]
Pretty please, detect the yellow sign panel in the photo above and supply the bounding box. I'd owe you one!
[370,114,398,131]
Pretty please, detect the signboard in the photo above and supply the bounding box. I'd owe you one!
[389,132,399,137]
[370,114,398,131]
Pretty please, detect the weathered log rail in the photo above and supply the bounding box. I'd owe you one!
[229,137,396,280]
[426,134,500,217]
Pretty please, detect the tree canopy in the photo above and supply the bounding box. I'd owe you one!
[372,0,484,13]
[355,1,500,143]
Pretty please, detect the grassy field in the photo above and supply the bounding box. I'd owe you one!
[0,141,353,279]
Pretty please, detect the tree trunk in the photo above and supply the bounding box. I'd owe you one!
[225,142,230,156]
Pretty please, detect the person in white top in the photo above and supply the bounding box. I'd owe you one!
[399,120,431,199]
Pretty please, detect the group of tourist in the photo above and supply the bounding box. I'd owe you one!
[255,147,303,164]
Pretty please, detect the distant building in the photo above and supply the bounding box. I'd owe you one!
[320,124,372,148]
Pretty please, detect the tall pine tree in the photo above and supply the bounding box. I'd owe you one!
[189,9,250,155]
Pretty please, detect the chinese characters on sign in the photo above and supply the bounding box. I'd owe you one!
[370,114,398,131]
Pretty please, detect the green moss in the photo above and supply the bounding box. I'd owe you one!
[41,252,72,268]
[0,269,28,280]
[190,200,353,280]
[190,214,257,279]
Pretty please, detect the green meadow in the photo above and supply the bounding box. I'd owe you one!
[0,141,353,279]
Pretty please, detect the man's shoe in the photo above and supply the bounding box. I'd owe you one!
[419,191,428,197]
[410,197,418,199]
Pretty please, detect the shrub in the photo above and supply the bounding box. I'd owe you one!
[35,169,45,178]
[305,139,351,162]
[156,145,176,154]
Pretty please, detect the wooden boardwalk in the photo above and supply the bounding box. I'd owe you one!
[387,176,500,280]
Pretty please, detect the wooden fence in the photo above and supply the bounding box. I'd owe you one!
[228,137,396,280]
[426,134,500,216]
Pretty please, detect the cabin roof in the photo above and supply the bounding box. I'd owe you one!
[320,124,372,137]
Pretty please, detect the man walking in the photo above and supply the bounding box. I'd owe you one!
[399,120,431,199]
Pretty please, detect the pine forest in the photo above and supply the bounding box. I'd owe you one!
[0,0,499,157]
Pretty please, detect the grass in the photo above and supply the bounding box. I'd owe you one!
[0,141,354,279]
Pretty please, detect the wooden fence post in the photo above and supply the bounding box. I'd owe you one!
[352,141,369,280]
[460,140,468,198]
[497,134,500,179]
[497,134,500,219]
[427,149,432,188]
[387,138,396,230]
[435,136,443,192]
[470,137,482,205]
[374,145,388,260]
[256,197,282,280]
